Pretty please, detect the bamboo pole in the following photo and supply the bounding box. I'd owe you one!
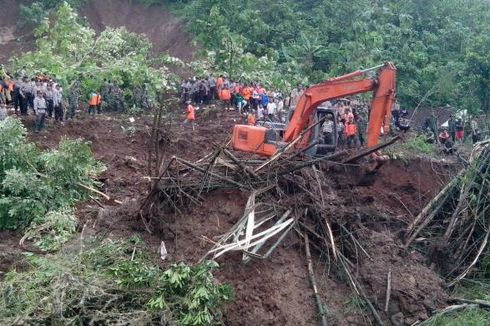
[304,232,328,326]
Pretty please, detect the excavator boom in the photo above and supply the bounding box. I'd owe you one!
[232,62,397,156]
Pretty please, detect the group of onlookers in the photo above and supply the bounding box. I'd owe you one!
[180,76,288,123]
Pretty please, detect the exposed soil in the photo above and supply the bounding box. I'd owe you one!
[0,2,466,324]
[0,106,463,325]
[0,0,196,64]
[81,0,197,61]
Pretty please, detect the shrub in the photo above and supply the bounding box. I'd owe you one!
[0,238,232,325]
[0,118,104,230]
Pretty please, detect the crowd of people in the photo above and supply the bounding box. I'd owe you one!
[0,69,68,132]
[0,64,132,133]
[180,75,288,121]
[180,76,372,149]
[2,65,484,153]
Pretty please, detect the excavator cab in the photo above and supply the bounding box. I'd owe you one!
[305,108,337,157]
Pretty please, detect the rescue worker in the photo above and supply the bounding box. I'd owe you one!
[208,76,216,100]
[322,116,334,145]
[182,100,196,130]
[267,98,277,121]
[67,80,81,119]
[447,114,456,142]
[241,85,252,113]
[88,92,102,116]
[343,107,354,122]
[424,111,438,143]
[455,118,464,143]
[220,86,232,110]
[19,76,31,116]
[438,128,450,144]
[11,78,21,114]
[257,105,265,120]
[34,90,47,132]
[439,128,456,154]
[344,116,358,148]
[247,111,256,126]
[337,114,345,147]
[261,91,269,112]
[289,84,301,109]
[53,84,64,123]
[398,108,410,132]
[216,75,224,96]
[355,113,366,147]
[470,117,480,144]
[45,83,55,118]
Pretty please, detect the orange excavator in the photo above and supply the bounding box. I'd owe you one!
[232,62,396,157]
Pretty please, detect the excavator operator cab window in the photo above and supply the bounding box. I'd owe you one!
[305,109,337,157]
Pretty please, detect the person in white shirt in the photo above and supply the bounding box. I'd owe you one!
[34,91,47,132]
[53,84,64,123]
[267,99,277,120]
[322,116,334,145]
[44,83,55,118]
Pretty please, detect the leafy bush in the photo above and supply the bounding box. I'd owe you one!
[19,0,87,26]
[23,210,78,251]
[0,118,104,230]
[403,135,435,156]
[12,3,177,109]
[0,238,232,325]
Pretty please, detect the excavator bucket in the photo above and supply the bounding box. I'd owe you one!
[232,125,278,157]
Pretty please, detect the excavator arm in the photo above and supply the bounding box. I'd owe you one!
[232,62,396,156]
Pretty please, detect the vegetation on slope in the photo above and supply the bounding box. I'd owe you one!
[156,0,490,114]
[0,118,104,232]
[0,237,232,325]
[13,3,179,108]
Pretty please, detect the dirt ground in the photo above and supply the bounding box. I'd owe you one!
[0,2,465,324]
[0,0,196,64]
[0,105,463,325]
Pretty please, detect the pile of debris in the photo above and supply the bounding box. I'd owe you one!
[138,138,488,325]
[405,140,489,282]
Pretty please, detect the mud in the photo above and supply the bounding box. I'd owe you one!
[1,108,462,325]
[0,0,196,64]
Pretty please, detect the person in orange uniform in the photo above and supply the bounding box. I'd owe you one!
[88,92,102,116]
[241,85,252,113]
[220,87,232,110]
[344,116,358,148]
[182,100,196,130]
[216,75,224,97]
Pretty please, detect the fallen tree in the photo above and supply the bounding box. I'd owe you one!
[139,138,413,325]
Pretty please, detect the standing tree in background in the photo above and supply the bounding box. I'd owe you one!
[10,3,175,108]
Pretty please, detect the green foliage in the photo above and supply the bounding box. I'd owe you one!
[20,0,87,26]
[403,135,436,156]
[12,3,176,109]
[0,238,232,325]
[0,118,104,230]
[23,210,78,251]
[426,307,490,326]
[174,0,490,113]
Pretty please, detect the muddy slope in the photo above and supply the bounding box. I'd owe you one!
[0,0,196,63]
[1,107,462,325]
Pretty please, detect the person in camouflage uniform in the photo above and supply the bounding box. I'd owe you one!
[101,80,115,111]
[113,84,125,111]
[67,80,81,119]
[132,83,150,110]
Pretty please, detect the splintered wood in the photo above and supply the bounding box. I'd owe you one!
[403,140,490,285]
[139,137,400,326]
